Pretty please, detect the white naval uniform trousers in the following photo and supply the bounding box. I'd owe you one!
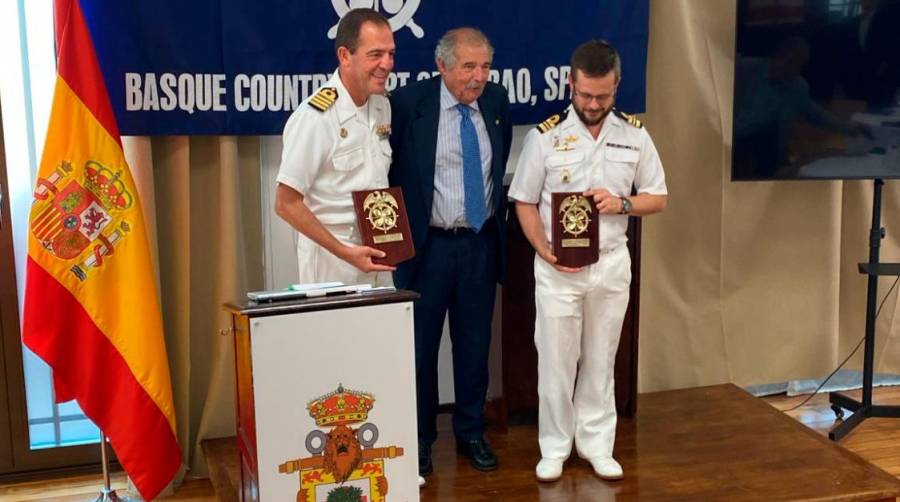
[534,246,630,460]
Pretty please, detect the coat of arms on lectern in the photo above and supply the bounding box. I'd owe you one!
[279,384,404,502]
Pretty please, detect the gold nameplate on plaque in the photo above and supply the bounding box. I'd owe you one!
[373,233,404,244]
[562,238,590,248]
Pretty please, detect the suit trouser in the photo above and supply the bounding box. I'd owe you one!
[410,223,498,446]
[296,225,393,286]
[534,245,631,460]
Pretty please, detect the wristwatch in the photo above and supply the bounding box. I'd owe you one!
[619,196,632,215]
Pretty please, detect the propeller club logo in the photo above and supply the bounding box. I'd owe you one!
[328,0,424,38]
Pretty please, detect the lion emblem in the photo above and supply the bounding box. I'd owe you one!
[323,425,363,483]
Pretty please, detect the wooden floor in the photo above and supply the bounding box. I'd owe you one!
[3,385,900,501]
[412,384,900,501]
[767,386,900,479]
[0,474,214,501]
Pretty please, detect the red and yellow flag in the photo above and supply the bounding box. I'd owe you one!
[22,0,181,499]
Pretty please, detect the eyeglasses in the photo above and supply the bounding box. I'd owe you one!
[572,87,616,105]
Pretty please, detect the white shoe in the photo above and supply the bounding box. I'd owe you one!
[588,457,623,480]
[535,458,564,482]
[418,475,426,488]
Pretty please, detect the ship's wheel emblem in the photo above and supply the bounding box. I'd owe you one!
[363,190,400,232]
[559,195,593,237]
[328,0,424,39]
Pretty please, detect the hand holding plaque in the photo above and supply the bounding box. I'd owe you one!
[551,192,599,268]
[352,187,415,266]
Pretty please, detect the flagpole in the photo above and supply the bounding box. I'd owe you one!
[92,432,137,502]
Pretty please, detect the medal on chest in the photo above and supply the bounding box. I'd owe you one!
[554,134,579,152]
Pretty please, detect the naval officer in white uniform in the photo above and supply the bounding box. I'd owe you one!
[275,8,396,286]
[509,39,667,483]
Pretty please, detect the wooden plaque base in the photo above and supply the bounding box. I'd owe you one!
[352,187,415,266]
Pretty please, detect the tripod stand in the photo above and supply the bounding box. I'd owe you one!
[829,178,900,441]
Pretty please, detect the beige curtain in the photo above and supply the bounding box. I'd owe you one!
[126,136,264,478]
[638,0,900,393]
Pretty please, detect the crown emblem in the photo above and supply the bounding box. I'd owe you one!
[307,384,375,427]
[83,160,133,210]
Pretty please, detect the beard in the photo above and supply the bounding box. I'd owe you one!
[573,103,613,127]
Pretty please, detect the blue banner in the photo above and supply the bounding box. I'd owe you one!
[80,0,649,135]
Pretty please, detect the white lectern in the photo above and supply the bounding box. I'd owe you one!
[225,290,419,502]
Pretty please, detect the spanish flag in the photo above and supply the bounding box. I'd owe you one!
[22,0,181,499]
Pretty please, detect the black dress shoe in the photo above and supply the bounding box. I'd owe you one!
[418,442,433,476]
[456,437,498,472]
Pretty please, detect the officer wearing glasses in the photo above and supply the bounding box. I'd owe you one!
[508,40,667,483]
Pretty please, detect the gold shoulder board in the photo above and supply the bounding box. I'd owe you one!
[309,87,338,112]
[536,110,568,134]
[614,109,643,128]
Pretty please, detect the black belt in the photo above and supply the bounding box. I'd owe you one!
[429,225,478,236]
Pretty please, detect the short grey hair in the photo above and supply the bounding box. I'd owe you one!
[434,27,494,68]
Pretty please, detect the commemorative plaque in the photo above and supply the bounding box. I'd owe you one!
[551,192,599,268]
[352,187,415,266]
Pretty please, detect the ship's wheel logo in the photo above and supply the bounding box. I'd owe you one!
[363,190,400,232]
[559,195,593,237]
[328,0,424,39]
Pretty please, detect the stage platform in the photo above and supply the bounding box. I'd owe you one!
[203,384,900,501]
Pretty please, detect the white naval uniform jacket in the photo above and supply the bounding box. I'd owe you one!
[508,105,667,251]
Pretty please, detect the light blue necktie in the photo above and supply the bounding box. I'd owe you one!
[456,103,487,231]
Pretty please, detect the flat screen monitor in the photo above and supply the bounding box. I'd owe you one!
[732,0,900,181]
